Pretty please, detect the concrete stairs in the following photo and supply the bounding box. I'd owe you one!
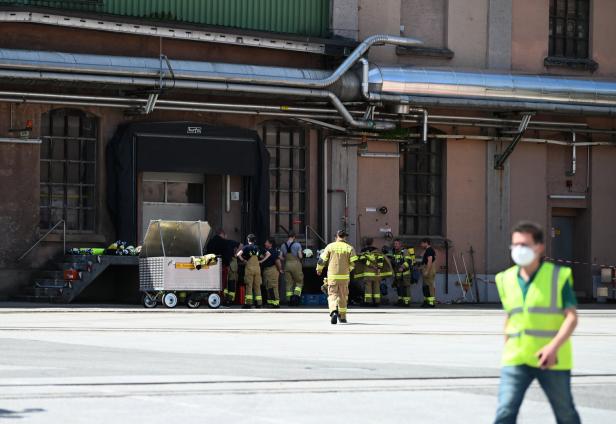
[15,255,138,303]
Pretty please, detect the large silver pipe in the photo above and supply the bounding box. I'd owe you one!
[0,69,393,129]
[370,67,616,110]
[0,34,420,89]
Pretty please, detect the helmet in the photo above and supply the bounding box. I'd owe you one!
[303,248,314,258]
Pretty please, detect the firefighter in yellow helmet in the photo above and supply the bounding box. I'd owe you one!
[386,239,413,307]
[316,229,358,324]
[280,231,304,306]
[236,234,270,309]
[355,237,393,307]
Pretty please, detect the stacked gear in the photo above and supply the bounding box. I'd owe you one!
[190,254,218,270]
[106,241,141,256]
[354,248,393,306]
[387,247,414,306]
[66,247,106,256]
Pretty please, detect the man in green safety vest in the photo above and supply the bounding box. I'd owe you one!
[494,221,580,424]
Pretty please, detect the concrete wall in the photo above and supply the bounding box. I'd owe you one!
[592,0,616,77]
[331,0,359,40]
[358,0,401,63]
[400,0,447,48]
[446,0,488,69]
[445,138,486,273]
[591,146,616,279]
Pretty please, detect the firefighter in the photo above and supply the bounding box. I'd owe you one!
[386,238,413,307]
[207,229,241,305]
[316,229,358,324]
[356,238,393,307]
[280,231,304,306]
[262,238,283,308]
[420,238,437,307]
[236,234,270,309]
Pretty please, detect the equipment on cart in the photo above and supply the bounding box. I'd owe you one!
[139,220,222,309]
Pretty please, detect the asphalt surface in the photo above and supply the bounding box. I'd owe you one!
[0,304,615,423]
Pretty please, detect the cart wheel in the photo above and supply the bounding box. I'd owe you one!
[143,293,157,309]
[207,293,221,309]
[187,297,201,309]
[163,292,178,308]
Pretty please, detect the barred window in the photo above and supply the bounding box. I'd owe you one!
[261,124,307,236]
[399,135,443,236]
[40,109,97,232]
[549,0,590,59]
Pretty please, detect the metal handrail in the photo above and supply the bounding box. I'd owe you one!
[305,225,327,248]
[17,219,65,261]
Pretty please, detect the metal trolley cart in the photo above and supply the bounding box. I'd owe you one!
[139,220,222,309]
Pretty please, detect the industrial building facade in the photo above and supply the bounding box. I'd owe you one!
[0,0,615,302]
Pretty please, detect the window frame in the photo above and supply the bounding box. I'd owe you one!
[261,124,308,238]
[399,135,443,237]
[39,109,98,233]
[549,0,591,60]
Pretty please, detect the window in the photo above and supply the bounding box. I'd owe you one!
[260,124,307,236]
[399,135,443,236]
[549,0,590,59]
[40,109,98,232]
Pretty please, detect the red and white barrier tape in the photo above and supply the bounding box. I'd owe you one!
[546,257,616,270]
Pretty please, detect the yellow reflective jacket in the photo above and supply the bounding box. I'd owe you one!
[316,241,358,281]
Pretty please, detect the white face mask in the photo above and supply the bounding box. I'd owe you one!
[511,245,536,267]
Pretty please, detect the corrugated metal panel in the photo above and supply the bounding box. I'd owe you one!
[1,0,332,37]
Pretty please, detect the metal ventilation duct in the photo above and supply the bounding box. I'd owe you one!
[368,66,616,109]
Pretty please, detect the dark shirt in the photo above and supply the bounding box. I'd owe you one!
[241,244,263,261]
[261,248,278,268]
[206,235,239,266]
[422,247,436,265]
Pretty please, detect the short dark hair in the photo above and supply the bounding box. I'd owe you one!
[247,234,257,243]
[288,231,296,238]
[393,238,402,243]
[364,237,374,246]
[265,238,276,247]
[336,229,348,238]
[512,221,544,244]
[421,238,431,245]
[216,228,225,236]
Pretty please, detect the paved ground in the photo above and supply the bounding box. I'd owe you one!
[0,304,615,423]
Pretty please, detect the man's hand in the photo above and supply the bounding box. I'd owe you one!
[316,270,321,276]
[536,343,559,369]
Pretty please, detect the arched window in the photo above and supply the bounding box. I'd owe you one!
[40,109,98,232]
[399,132,443,236]
[259,123,307,237]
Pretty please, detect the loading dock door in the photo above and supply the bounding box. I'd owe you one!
[141,172,205,243]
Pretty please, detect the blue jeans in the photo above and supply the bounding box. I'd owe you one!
[494,365,581,424]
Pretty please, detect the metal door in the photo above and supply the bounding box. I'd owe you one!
[551,216,574,261]
[141,172,205,243]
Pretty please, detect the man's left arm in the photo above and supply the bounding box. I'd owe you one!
[536,277,578,369]
[536,308,577,369]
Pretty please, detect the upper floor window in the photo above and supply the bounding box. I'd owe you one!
[549,0,590,59]
[260,124,307,237]
[40,109,98,232]
[399,133,443,236]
